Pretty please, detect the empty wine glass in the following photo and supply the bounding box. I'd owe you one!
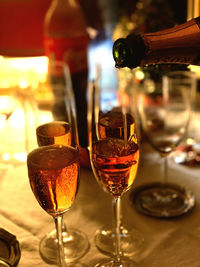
[36,121,89,264]
[133,68,196,218]
[0,89,17,169]
[88,67,140,266]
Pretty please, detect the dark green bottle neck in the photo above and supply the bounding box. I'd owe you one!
[112,34,145,69]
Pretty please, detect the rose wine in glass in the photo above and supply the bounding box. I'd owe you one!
[88,73,140,266]
[36,121,71,147]
[28,145,79,215]
[92,138,139,197]
[89,68,143,257]
[36,121,89,264]
[27,144,80,267]
[32,60,89,265]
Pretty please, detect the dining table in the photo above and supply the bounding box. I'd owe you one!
[0,123,200,267]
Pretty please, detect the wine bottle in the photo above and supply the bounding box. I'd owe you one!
[44,0,89,147]
[113,16,200,69]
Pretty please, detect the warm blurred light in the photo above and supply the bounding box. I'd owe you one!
[135,69,145,80]
[14,152,27,162]
[0,56,48,90]
[189,65,200,78]
[187,137,195,145]
[2,153,9,161]
[0,55,53,168]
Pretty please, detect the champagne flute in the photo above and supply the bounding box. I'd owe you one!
[90,68,143,257]
[133,69,196,218]
[27,144,79,267]
[88,69,140,266]
[36,121,89,264]
[27,60,85,266]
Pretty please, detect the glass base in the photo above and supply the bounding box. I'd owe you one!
[61,263,88,267]
[39,227,89,264]
[95,225,144,256]
[131,182,195,218]
[94,257,136,267]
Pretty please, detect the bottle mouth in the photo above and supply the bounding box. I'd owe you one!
[113,34,146,69]
[113,38,129,68]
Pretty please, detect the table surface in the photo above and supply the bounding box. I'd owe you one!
[0,140,200,267]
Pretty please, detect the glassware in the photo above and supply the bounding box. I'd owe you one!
[88,67,140,266]
[27,59,87,266]
[90,68,144,257]
[36,121,89,264]
[172,67,200,166]
[32,62,89,265]
[0,89,20,169]
[132,68,196,218]
[94,198,143,257]
[27,143,80,267]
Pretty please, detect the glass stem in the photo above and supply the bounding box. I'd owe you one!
[163,156,168,185]
[61,222,72,241]
[62,221,68,232]
[113,197,122,263]
[54,215,66,267]
[112,197,123,234]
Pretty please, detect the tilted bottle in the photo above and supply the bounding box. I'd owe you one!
[113,16,200,69]
[44,0,89,148]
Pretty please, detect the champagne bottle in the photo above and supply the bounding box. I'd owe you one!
[113,16,200,69]
[44,0,89,147]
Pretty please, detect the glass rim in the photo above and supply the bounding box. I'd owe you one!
[36,121,70,137]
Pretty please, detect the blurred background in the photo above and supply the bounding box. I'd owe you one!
[0,0,191,99]
[0,0,199,167]
[0,0,189,57]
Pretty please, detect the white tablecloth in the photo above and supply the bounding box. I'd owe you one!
[0,141,200,267]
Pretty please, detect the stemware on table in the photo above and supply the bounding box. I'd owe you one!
[27,143,79,267]
[89,68,144,258]
[36,121,89,264]
[28,61,89,266]
[88,66,141,266]
[132,67,196,218]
